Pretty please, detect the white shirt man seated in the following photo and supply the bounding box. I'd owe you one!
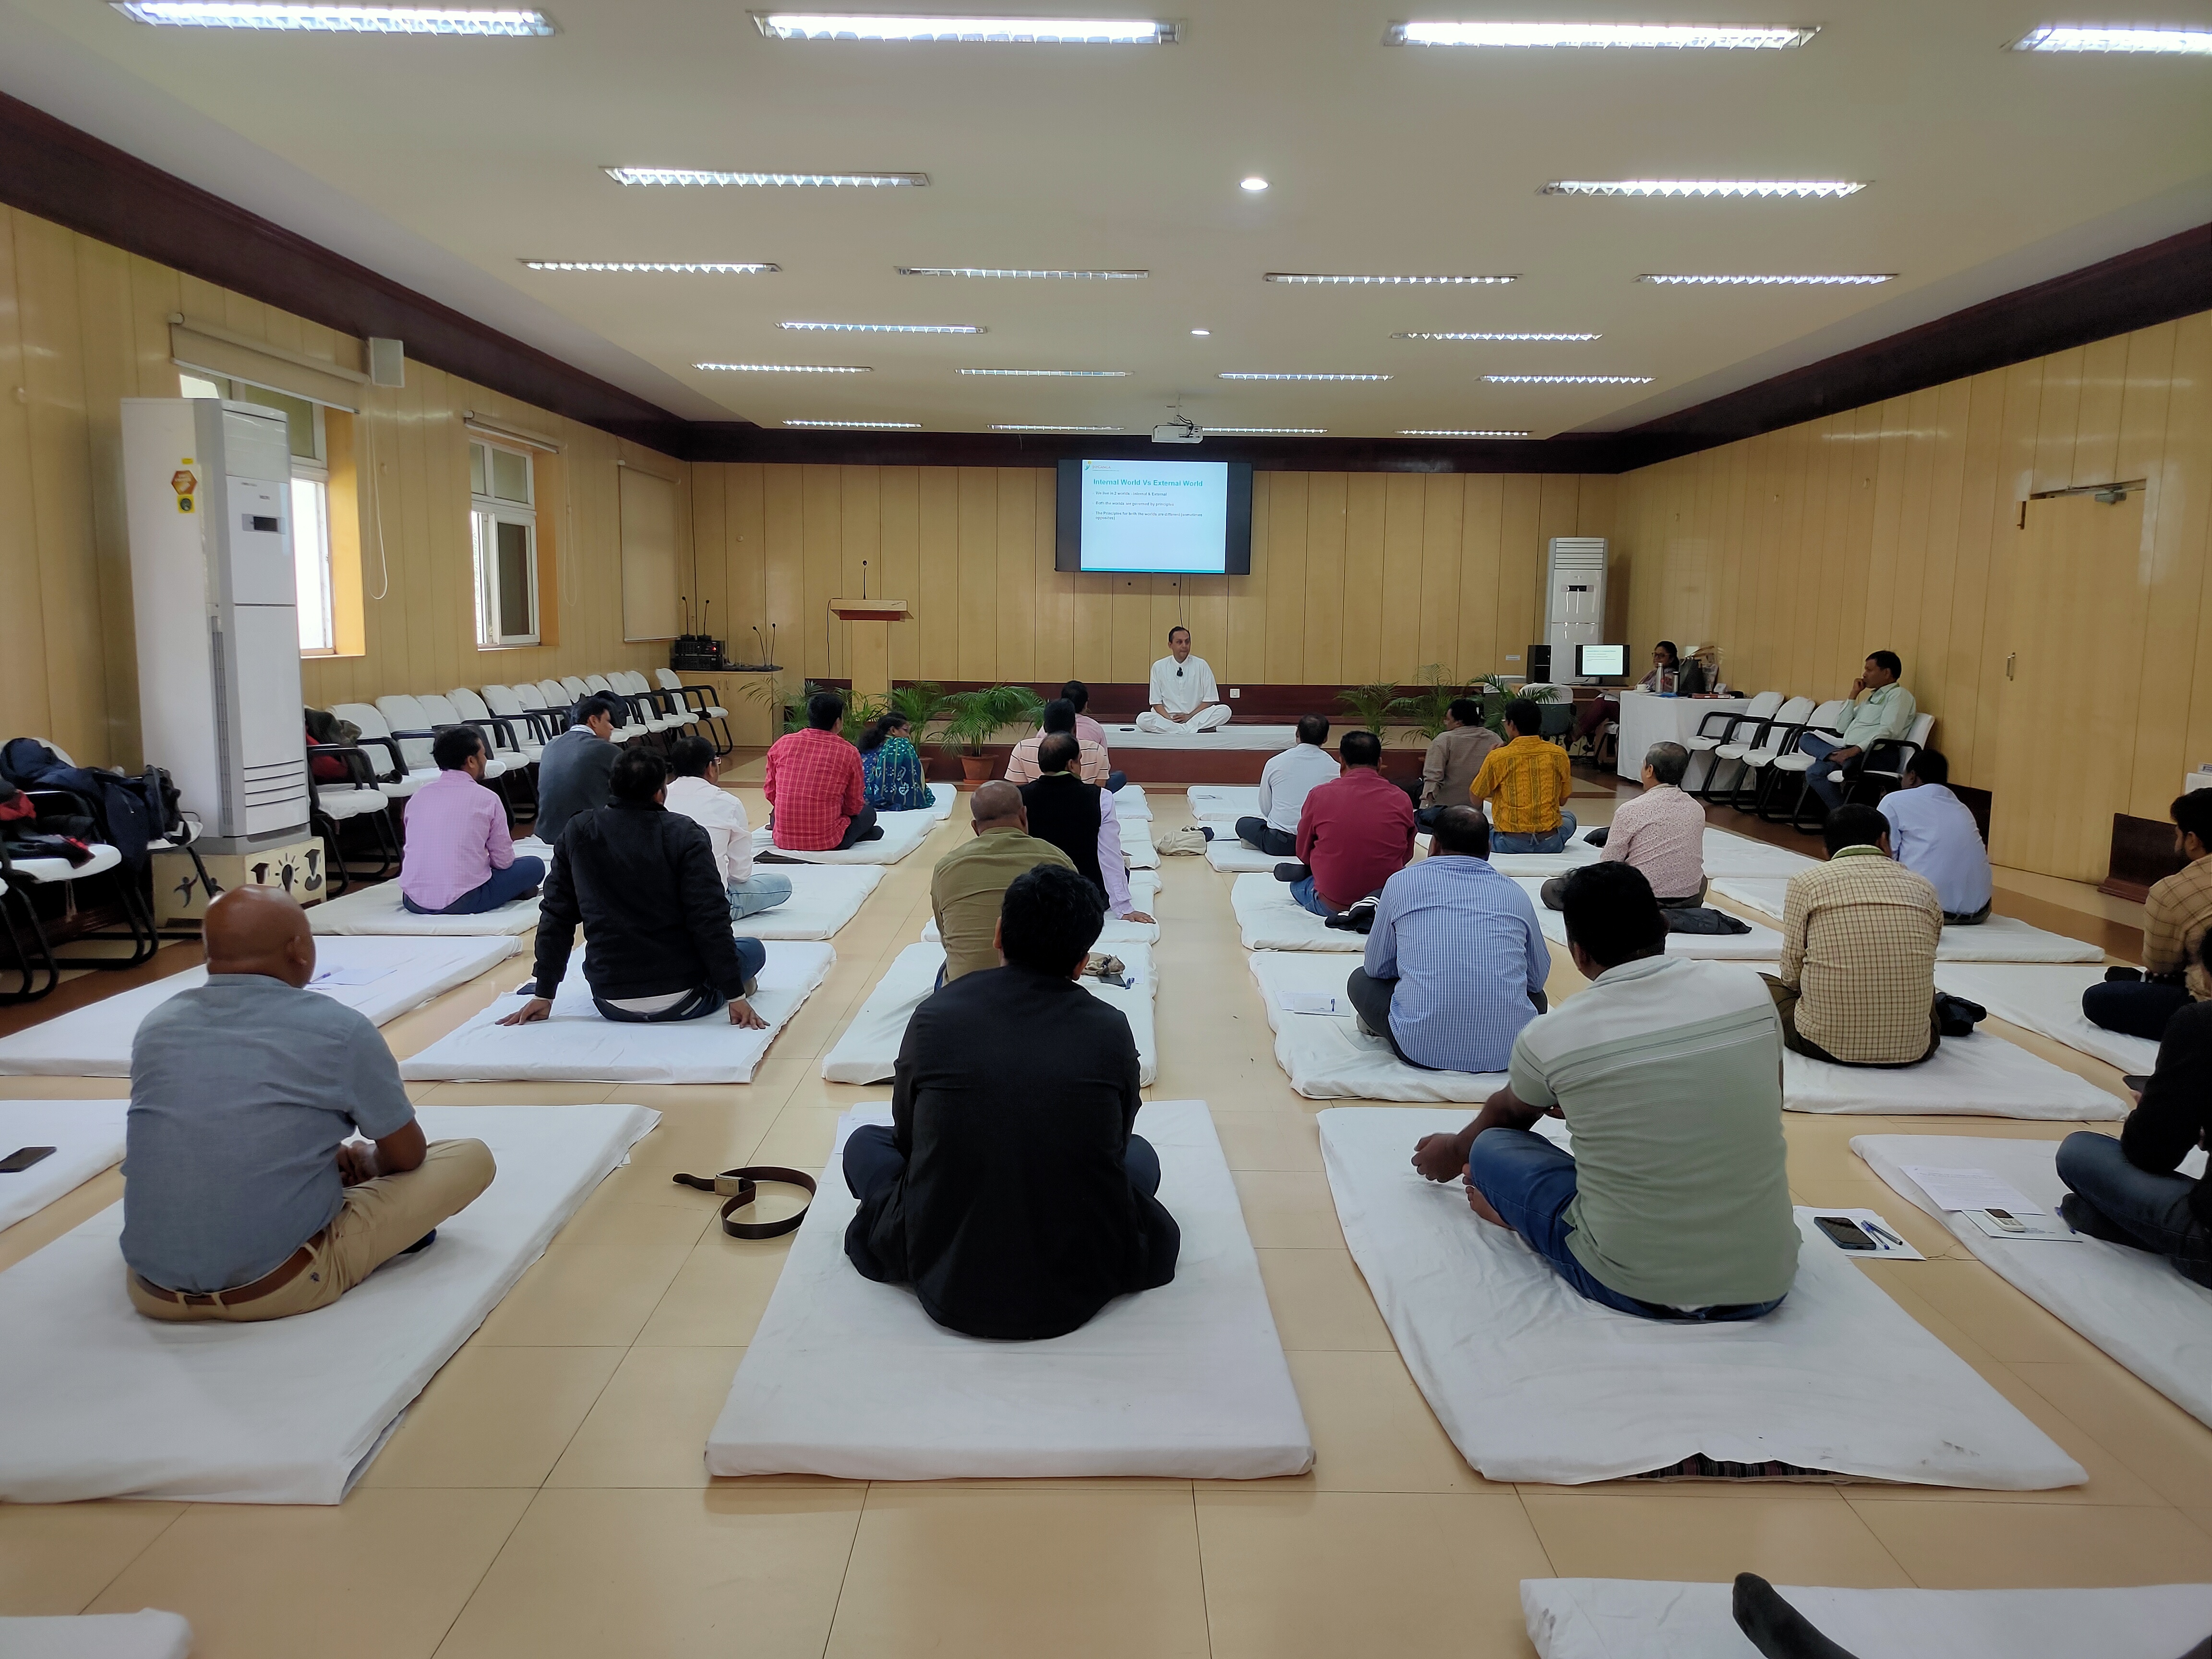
[1233,714,1338,856]
[121,887,496,1323]
[661,733,793,921]
[1134,626,1230,733]
[1876,748,1992,924]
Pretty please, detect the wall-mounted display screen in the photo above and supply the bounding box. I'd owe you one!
[1054,458,1254,574]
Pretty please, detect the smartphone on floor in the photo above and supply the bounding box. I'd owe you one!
[1814,1215,1876,1250]
[0,1146,57,1173]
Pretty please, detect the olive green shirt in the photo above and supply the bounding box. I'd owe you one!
[930,829,1076,982]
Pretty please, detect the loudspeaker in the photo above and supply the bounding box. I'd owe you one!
[1526,644,1551,682]
[368,337,406,388]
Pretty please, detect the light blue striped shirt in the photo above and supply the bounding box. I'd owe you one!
[1364,854,1548,1072]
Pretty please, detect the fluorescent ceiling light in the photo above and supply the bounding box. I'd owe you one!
[957,368,1129,377]
[695,362,872,373]
[2009,24,2212,53]
[113,2,554,29]
[1189,328,1211,336]
[1543,179,1865,198]
[779,321,983,334]
[899,266,1147,279]
[1484,374,1651,384]
[605,167,926,188]
[1638,272,1893,285]
[1394,331,1599,341]
[1267,271,1516,285]
[1388,20,1816,48]
[1219,372,1391,382]
[522,260,777,273]
[754,12,1178,43]
[991,423,1126,432]
[1240,176,1270,191]
[1401,428,1533,438]
[784,418,921,428]
[1204,427,1328,435]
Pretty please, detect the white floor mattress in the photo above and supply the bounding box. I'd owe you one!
[1781,1032,2124,1118]
[1101,722,1299,752]
[926,781,956,819]
[0,1611,195,1659]
[754,805,939,865]
[1522,1579,2212,1659]
[0,936,520,1077]
[705,1100,1313,1479]
[0,1103,658,1504]
[1931,962,2160,1073]
[821,942,1157,1085]
[0,1100,128,1233]
[1186,785,1259,822]
[1112,783,1151,820]
[1318,1106,2083,1488]
[1204,835,1290,873]
[1697,828,1820,878]
[1248,953,1507,1102]
[398,943,835,1083]
[1714,879,2104,962]
[1120,816,1159,869]
[1513,878,1783,960]
[309,880,539,936]
[1231,872,1364,950]
[921,872,1160,946]
[1857,1133,2212,1428]
[740,865,884,940]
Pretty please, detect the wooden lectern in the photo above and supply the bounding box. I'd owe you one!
[829,598,909,701]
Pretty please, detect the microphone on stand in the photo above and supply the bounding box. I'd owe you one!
[861,559,869,600]
[751,626,767,668]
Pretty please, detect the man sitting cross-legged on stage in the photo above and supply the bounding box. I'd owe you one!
[764,690,880,852]
[1349,805,1548,1072]
[842,863,1181,1340]
[1542,741,1706,912]
[1412,862,1798,1322]
[1276,728,1416,919]
[930,779,1074,985]
[123,886,496,1323]
[397,724,545,916]
[1233,713,1337,858]
[1017,733,1155,926]
[2083,789,2212,1041]
[501,749,770,1030]
[661,735,792,921]
[1134,625,1230,733]
[1469,697,1576,854]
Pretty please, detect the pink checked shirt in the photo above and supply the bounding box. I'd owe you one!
[763,727,866,851]
[398,769,514,911]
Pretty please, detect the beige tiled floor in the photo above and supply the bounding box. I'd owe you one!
[3,777,2207,1656]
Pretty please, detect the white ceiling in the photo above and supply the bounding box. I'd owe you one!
[6,0,2209,439]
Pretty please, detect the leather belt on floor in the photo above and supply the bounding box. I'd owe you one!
[672,1166,817,1239]
[134,1232,323,1308]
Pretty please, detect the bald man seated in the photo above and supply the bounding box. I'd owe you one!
[120,887,496,1322]
[929,780,1076,986]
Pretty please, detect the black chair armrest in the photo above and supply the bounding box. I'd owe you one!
[1694,709,1748,741]
[1858,735,1922,778]
[306,742,384,792]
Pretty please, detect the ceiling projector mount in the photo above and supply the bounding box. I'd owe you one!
[1152,397,1202,444]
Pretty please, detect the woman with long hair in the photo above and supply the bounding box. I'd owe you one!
[1573,640,1683,748]
[858,712,933,812]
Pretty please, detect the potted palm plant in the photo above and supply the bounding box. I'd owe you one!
[1337,681,1413,738]
[1407,665,1471,742]
[937,684,1046,784]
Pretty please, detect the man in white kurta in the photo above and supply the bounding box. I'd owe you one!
[1134,626,1231,733]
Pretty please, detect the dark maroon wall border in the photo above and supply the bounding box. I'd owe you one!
[1,91,2205,473]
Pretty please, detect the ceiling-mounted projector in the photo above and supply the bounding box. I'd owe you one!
[1152,414,1202,444]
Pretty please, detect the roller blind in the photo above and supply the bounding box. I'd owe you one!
[168,315,367,412]
[620,467,682,642]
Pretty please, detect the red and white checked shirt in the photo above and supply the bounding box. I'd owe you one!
[764,727,866,851]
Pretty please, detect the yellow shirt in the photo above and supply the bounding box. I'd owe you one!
[1468,735,1573,835]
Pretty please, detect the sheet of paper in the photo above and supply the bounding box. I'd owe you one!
[1795,1205,1925,1261]
[1900,1164,2045,1216]
[310,965,397,987]
[1961,1208,2080,1242]
[1280,990,1346,1017]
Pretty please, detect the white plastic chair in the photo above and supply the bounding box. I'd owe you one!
[330,703,437,802]
[655,667,733,750]
[1685,690,1783,800]
[0,747,138,998]
[1723,696,1817,813]
[1762,698,1852,822]
[415,694,511,781]
[464,686,544,762]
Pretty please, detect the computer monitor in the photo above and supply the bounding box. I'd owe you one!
[1576,643,1627,680]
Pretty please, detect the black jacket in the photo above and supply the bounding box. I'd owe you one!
[533,799,750,1002]
[534,728,620,847]
[1018,772,1104,890]
[848,965,1179,1339]
[2125,1000,2212,1232]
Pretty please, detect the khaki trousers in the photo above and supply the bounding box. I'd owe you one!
[128,1138,497,1324]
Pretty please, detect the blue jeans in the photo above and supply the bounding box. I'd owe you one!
[1798,733,1851,812]
[1290,876,1333,916]
[842,1123,1162,1203]
[1489,811,1577,855]
[1106,770,1128,793]
[726,871,793,919]
[402,854,544,915]
[585,935,768,1022]
[1466,1127,1787,1321]
[2056,1131,2212,1286]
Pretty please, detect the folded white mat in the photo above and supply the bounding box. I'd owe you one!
[1522,1579,2212,1659]
[821,942,1157,1085]
[1319,1106,2082,1487]
[920,871,1160,947]
[1713,880,2104,964]
[0,1101,128,1233]
[1112,783,1151,821]
[706,1099,1313,1479]
[308,879,539,936]
[1120,816,1159,869]
[1857,1134,2212,1429]
[1782,1032,2124,1118]
[1231,872,1364,951]
[1186,785,1259,822]
[1102,721,1298,751]
[1931,962,2159,1073]
[1698,828,1820,878]
[0,1611,195,1659]
[739,865,885,940]
[399,942,834,1083]
[753,805,938,865]
[1512,878,1783,961]
[926,781,956,819]
[1206,836,1287,873]
[0,1102,657,1503]
[0,936,521,1077]
[1490,840,1602,878]
[1249,953,1507,1102]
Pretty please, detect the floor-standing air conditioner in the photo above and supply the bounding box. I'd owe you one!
[1545,537,1608,679]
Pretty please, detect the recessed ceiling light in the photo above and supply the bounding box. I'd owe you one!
[784,418,922,428]
[605,167,927,188]
[1483,374,1651,384]
[522,260,777,273]
[1387,20,1817,48]
[1204,426,1329,435]
[957,368,1129,377]
[1400,428,1534,438]
[1542,179,1865,198]
[1219,372,1391,382]
[112,1,554,28]
[1240,176,1270,192]
[1638,272,1894,285]
[779,321,984,334]
[898,266,1148,279]
[990,423,1127,432]
[695,362,873,373]
[1266,272,1518,285]
[753,12,1178,44]
[1394,331,1600,341]
[2008,24,2212,53]
[1190,328,1211,336]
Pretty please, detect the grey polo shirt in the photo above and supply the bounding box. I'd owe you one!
[121,974,416,1294]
